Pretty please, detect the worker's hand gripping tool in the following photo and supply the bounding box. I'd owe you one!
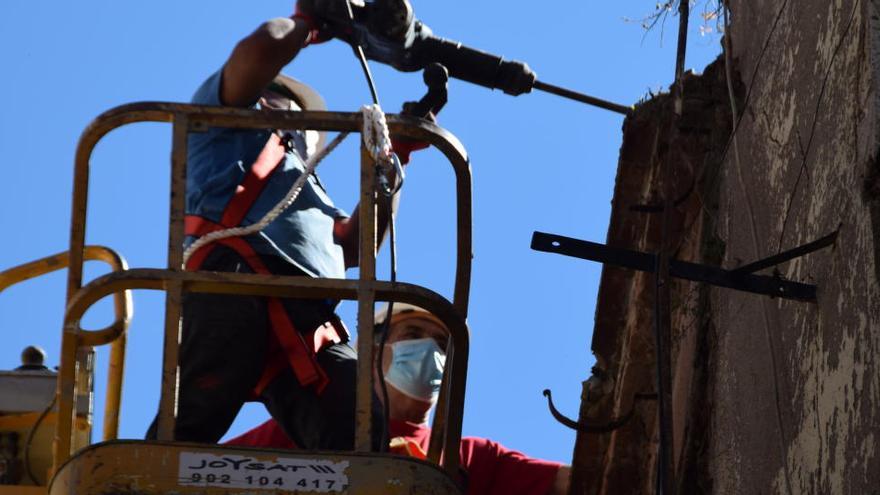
[301,0,535,95]
[391,62,448,165]
[300,0,631,115]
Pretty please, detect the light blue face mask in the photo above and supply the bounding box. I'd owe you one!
[384,338,446,402]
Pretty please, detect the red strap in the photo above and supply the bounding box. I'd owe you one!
[185,217,333,394]
[182,132,339,395]
[185,215,221,237]
[221,133,286,227]
[184,216,221,271]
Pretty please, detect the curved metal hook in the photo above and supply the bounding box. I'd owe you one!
[543,389,658,434]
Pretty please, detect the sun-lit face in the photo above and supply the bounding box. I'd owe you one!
[386,316,449,354]
[377,314,449,419]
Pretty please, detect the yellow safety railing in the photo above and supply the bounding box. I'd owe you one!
[54,103,473,481]
[0,246,132,443]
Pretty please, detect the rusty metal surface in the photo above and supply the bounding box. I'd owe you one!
[157,116,190,442]
[57,269,469,476]
[355,143,378,453]
[0,486,45,495]
[53,321,77,474]
[67,104,472,318]
[426,373,448,464]
[103,327,125,442]
[56,104,473,484]
[49,441,462,495]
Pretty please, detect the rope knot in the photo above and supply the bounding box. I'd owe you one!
[361,104,394,169]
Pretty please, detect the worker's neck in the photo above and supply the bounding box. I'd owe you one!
[389,394,433,425]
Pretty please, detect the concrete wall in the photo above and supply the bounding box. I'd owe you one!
[570,1,880,493]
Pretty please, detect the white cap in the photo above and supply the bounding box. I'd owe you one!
[374,303,447,329]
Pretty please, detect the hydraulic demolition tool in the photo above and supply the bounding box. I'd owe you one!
[307,0,633,115]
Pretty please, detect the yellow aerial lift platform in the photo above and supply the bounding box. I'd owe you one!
[1,102,474,494]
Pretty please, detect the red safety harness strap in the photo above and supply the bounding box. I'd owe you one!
[184,134,343,396]
[221,133,284,228]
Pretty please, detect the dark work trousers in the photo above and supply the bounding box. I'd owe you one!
[146,245,385,451]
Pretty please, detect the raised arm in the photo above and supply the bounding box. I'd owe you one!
[221,15,313,106]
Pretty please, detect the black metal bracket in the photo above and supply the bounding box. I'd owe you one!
[543,389,657,434]
[731,230,838,274]
[531,231,835,303]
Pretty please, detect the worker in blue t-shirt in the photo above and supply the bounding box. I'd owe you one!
[146,3,420,451]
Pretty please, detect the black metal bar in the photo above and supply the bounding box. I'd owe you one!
[542,389,656,434]
[731,230,838,274]
[533,80,633,116]
[531,232,817,302]
[532,232,656,271]
[655,194,675,495]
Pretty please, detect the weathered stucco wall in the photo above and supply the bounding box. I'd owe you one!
[570,1,880,493]
[710,0,880,492]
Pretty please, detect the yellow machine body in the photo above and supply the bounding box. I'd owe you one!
[50,441,461,494]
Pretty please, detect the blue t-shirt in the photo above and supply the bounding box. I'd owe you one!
[186,70,348,279]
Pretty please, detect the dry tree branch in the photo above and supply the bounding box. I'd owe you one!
[624,1,724,42]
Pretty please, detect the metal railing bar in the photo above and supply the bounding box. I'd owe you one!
[58,269,469,475]
[157,115,189,441]
[355,144,378,452]
[69,104,471,317]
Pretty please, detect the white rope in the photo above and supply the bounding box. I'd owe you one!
[181,104,393,266]
[361,103,394,167]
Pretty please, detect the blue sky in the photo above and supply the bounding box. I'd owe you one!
[0,1,720,463]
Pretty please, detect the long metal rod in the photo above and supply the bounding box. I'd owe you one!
[53,323,78,472]
[655,199,674,495]
[543,389,658,434]
[157,115,189,441]
[531,232,818,302]
[732,230,838,274]
[533,80,633,116]
[355,143,378,452]
[657,3,688,490]
[103,334,126,441]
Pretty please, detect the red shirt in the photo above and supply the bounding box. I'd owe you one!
[226,419,561,495]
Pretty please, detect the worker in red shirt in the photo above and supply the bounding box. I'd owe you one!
[227,303,571,495]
